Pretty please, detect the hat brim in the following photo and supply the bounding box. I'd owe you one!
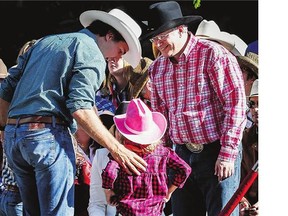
[237,56,258,77]
[140,16,203,41]
[80,10,142,68]
[99,110,115,130]
[114,112,167,145]
[197,36,235,52]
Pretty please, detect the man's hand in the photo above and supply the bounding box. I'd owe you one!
[110,144,147,176]
[214,159,234,181]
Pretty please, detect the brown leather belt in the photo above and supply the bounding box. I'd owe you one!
[5,185,19,192]
[7,116,67,126]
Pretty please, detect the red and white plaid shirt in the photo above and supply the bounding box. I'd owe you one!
[149,35,246,162]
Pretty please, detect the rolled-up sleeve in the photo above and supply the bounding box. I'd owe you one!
[66,40,106,114]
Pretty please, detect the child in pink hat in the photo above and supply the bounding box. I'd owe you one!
[101,98,191,216]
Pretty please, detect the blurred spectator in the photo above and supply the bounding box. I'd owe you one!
[239,79,259,216]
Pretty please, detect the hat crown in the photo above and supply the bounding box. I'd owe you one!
[108,9,142,38]
[140,1,203,41]
[148,1,183,30]
[249,79,258,97]
[124,99,153,134]
[195,19,235,51]
[195,20,221,37]
[230,34,247,56]
[0,59,8,79]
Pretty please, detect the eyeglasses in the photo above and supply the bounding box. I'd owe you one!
[149,27,178,43]
[247,100,258,108]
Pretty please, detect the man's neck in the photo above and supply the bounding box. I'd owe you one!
[170,32,190,63]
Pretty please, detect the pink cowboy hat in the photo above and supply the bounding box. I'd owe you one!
[114,99,167,145]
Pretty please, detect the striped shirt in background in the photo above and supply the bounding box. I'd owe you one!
[0,153,18,190]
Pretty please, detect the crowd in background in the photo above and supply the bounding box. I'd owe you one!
[0,1,258,216]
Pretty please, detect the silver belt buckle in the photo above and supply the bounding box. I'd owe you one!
[185,143,204,153]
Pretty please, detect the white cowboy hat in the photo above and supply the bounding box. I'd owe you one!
[196,20,248,56]
[249,79,258,97]
[195,20,235,51]
[79,8,142,68]
[230,34,247,56]
[0,59,8,79]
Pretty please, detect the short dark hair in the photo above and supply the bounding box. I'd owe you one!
[241,66,258,80]
[86,20,125,42]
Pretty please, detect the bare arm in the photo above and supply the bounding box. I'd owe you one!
[164,184,178,202]
[72,108,147,175]
[0,98,10,128]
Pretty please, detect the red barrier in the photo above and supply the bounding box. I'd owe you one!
[218,161,258,216]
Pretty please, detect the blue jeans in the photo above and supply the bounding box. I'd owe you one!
[4,123,76,216]
[171,140,242,216]
[0,188,23,216]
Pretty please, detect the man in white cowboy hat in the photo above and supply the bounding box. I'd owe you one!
[142,1,247,215]
[0,8,147,215]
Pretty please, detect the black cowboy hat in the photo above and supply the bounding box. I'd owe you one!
[140,1,203,41]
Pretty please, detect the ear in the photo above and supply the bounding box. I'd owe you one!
[105,32,114,41]
[178,25,187,37]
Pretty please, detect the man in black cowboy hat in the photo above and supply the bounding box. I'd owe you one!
[142,1,247,215]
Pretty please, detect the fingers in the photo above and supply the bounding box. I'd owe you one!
[217,168,233,180]
[121,156,147,176]
[112,145,147,175]
[214,159,234,181]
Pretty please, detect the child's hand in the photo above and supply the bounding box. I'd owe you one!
[104,189,118,206]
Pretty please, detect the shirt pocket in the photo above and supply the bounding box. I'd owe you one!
[182,110,206,128]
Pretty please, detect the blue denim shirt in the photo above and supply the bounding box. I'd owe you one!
[0,29,106,132]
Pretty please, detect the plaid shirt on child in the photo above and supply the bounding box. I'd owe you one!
[102,144,191,216]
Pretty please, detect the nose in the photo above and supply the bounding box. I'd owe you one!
[107,57,117,63]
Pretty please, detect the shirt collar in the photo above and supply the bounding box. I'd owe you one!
[182,32,198,60]
[169,32,198,64]
[79,28,97,41]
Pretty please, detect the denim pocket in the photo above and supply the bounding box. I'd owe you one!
[22,129,56,168]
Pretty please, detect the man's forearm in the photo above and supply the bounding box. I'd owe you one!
[0,98,10,128]
[72,108,120,153]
